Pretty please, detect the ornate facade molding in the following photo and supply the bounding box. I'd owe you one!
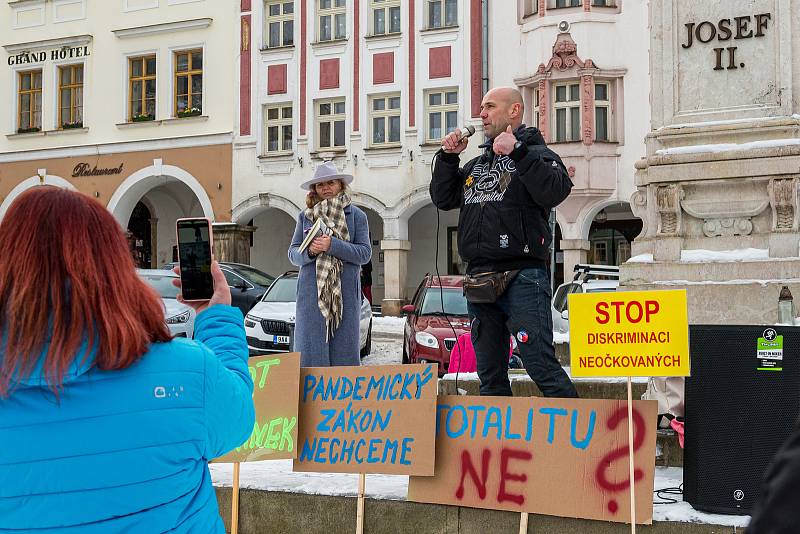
[656,184,684,236]
[538,78,549,140]
[581,74,594,145]
[538,33,593,74]
[768,177,799,232]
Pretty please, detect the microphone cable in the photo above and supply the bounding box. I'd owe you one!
[430,150,465,395]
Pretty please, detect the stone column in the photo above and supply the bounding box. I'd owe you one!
[560,239,590,282]
[212,223,255,264]
[380,239,411,316]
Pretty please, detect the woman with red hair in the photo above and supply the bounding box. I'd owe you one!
[0,187,254,532]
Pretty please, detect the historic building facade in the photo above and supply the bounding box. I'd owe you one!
[497,0,650,287]
[233,0,649,314]
[232,0,488,314]
[0,0,237,267]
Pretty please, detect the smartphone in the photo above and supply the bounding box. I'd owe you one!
[176,218,214,301]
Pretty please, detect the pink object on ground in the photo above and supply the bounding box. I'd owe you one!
[670,418,685,448]
[448,333,477,373]
[447,332,513,374]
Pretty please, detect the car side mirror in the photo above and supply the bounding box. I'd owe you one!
[561,309,569,320]
[401,304,415,315]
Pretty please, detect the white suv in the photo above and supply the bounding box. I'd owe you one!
[552,264,619,335]
[244,271,373,356]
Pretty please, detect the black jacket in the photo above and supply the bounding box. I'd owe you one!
[747,418,800,533]
[430,125,572,274]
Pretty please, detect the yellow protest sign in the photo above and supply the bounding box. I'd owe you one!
[568,289,689,377]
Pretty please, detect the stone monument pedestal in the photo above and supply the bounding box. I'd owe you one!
[622,0,800,326]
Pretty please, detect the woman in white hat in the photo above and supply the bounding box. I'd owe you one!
[288,162,372,366]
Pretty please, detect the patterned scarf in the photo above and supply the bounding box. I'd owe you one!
[304,191,351,339]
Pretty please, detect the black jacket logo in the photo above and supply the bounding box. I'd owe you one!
[465,157,515,205]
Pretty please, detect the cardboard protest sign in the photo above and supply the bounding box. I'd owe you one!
[294,363,438,475]
[214,352,301,463]
[408,396,657,525]
[569,289,690,377]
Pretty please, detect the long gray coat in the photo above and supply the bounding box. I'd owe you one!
[288,205,371,367]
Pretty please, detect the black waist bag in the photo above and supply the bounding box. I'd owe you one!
[462,270,520,304]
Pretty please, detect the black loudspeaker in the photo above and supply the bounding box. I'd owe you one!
[684,325,800,514]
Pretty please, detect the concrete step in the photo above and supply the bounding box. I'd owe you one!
[215,488,736,534]
[439,371,647,399]
[438,374,683,468]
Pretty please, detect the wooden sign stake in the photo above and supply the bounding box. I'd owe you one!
[231,462,241,534]
[627,377,636,533]
[518,511,529,534]
[356,473,366,534]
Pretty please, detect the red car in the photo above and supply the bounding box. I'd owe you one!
[402,274,471,376]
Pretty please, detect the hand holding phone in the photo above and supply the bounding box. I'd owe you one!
[172,261,231,314]
[176,218,215,301]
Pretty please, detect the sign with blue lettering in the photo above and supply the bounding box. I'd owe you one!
[408,396,658,524]
[293,363,438,475]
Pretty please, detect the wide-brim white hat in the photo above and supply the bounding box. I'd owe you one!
[300,161,354,191]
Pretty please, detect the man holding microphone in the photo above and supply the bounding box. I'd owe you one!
[430,86,578,398]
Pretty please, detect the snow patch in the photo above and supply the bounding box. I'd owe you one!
[680,248,768,263]
[664,115,795,130]
[652,278,800,288]
[627,253,654,263]
[553,331,569,344]
[656,138,800,156]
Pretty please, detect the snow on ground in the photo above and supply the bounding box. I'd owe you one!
[209,462,750,527]
[360,340,402,366]
[372,316,406,336]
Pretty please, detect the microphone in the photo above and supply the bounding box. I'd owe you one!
[451,125,476,145]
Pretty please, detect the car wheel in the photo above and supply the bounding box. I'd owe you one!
[359,319,372,358]
[402,341,409,365]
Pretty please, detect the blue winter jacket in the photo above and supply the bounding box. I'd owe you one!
[0,305,255,533]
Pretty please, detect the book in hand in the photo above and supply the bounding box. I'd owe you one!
[298,218,332,253]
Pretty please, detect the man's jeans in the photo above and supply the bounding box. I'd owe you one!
[467,267,578,398]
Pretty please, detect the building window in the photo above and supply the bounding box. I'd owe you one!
[316,98,346,149]
[594,82,610,142]
[17,70,42,133]
[174,49,203,117]
[371,0,400,35]
[532,87,540,130]
[553,0,581,7]
[591,0,614,6]
[265,104,293,154]
[58,65,84,129]
[427,0,457,29]
[370,93,401,146]
[318,0,346,41]
[524,0,539,16]
[129,55,156,122]
[553,83,580,142]
[425,88,458,142]
[593,241,607,264]
[265,0,294,48]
